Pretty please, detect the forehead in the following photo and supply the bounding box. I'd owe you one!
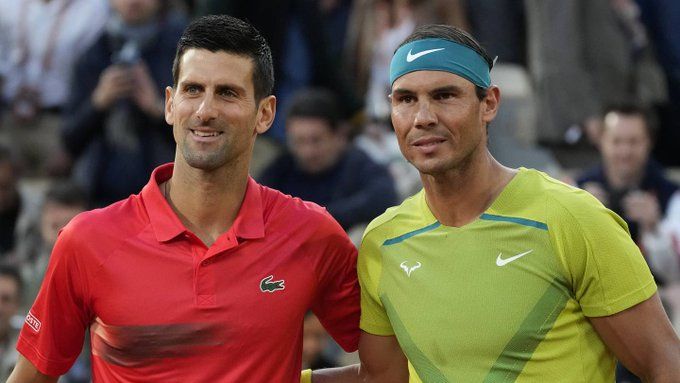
[0,275,18,292]
[287,117,333,136]
[177,49,254,88]
[391,70,476,93]
[603,113,648,137]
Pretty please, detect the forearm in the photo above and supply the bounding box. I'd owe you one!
[310,365,362,383]
[643,342,680,383]
[6,355,59,383]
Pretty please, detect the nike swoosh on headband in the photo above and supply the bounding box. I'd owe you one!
[406,48,445,62]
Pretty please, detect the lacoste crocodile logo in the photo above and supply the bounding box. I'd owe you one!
[260,275,285,293]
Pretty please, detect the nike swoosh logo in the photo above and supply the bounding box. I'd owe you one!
[496,250,533,266]
[406,48,445,62]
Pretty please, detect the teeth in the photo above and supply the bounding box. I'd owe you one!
[192,130,219,137]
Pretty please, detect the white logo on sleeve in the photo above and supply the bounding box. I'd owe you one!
[25,311,41,333]
[406,48,445,62]
[400,261,422,277]
[496,249,534,267]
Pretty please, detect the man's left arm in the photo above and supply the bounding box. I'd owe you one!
[589,293,680,382]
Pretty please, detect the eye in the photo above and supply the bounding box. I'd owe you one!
[398,95,415,104]
[184,85,200,95]
[218,89,238,98]
[434,92,455,100]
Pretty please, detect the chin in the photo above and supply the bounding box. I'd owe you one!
[182,151,228,171]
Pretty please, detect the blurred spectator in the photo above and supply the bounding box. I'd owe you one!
[0,264,22,381]
[62,0,186,207]
[577,104,678,285]
[259,88,397,233]
[644,192,680,285]
[302,312,338,370]
[525,0,667,146]
[635,0,680,166]
[21,181,86,305]
[0,0,109,176]
[355,118,421,200]
[195,0,361,141]
[0,145,41,263]
[345,0,467,120]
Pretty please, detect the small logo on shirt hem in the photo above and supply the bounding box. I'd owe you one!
[25,311,41,333]
[260,275,285,293]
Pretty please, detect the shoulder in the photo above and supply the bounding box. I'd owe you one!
[519,170,631,244]
[258,183,344,234]
[259,152,296,180]
[522,169,610,220]
[344,147,386,171]
[362,191,424,245]
[575,164,604,187]
[60,195,148,252]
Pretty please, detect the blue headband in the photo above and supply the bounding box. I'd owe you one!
[390,38,491,88]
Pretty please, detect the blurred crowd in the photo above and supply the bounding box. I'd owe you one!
[0,0,679,382]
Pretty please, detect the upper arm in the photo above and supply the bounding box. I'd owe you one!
[358,331,409,383]
[309,216,361,352]
[588,293,680,382]
[6,355,59,383]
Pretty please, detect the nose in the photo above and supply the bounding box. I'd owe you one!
[413,100,437,129]
[195,94,218,123]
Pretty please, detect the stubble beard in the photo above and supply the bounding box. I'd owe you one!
[180,140,230,171]
[411,138,482,178]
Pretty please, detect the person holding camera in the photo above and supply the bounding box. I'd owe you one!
[0,0,109,176]
[62,0,187,207]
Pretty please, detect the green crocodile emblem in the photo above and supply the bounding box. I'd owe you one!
[260,275,285,293]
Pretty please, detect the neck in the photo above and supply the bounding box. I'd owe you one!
[164,159,249,247]
[421,150,515,227]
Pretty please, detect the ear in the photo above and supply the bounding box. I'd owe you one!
[481,85,501,124]
[164,86,174,125]
[255,95,276,135]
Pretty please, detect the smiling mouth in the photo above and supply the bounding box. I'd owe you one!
[413,138,446,147]
[190,129,222,137]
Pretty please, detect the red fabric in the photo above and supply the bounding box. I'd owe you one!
[17,163,360,382]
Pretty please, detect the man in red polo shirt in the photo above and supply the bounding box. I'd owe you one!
[8,14,360,383]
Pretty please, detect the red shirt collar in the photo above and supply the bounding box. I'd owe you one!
[141,163,265,243]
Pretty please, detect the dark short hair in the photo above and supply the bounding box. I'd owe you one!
[398,24,493,100]
[0,263,23,299]
[44,180,87,208]
[286,88,341,132]
[172,15,274,101]
[603,103,656,139]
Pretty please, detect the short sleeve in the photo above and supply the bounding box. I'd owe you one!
[548,191,657,317]
[310,215,361,352]
[358,230,394,335]
[16,224,91,376]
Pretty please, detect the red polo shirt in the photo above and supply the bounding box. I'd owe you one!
[17,163,360,382]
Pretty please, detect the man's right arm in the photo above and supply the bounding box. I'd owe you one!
[358,332,409,382]
[6,355,59,383]
[310,331,409,383]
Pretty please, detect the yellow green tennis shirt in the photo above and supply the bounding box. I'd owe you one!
[358,168,656,382]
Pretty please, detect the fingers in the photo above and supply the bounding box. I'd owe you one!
[92,65,135,109]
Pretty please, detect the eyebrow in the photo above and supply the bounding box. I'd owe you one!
[392,84,464,96]
[430,85,463,94]
[181,81,247,96]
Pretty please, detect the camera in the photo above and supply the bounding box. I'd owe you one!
[111,40,140,67]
